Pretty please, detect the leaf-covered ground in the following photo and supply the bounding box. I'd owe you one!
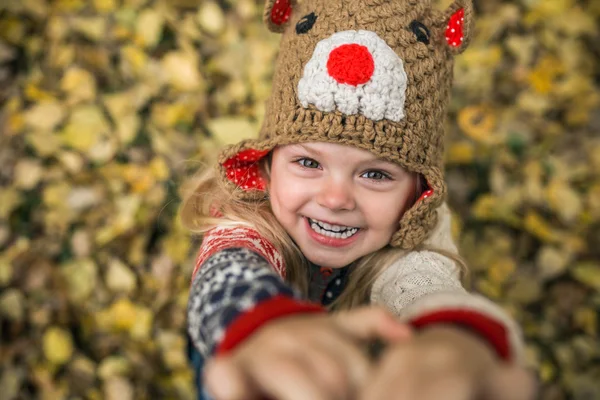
[0,0,598,399]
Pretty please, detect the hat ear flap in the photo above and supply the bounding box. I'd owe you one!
[442,0,475,55]
[264,0,296,33]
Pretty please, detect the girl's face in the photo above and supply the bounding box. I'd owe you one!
[268,142,417,269]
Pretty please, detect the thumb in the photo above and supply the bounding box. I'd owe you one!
[333,306,413,342]
[204,356,261,400]
[481,365,538,400]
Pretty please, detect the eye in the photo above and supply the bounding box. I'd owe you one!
[409,20,430,45]
[297,158,320,169]
[296,12,317,34]
[362,170,391,181]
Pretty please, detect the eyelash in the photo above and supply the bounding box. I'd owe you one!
[294,157,392,181]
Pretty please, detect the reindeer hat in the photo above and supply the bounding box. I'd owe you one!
[215,0,474,249]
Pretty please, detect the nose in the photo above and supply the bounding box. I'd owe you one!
[327,43,374,86]
[316,178,356,211]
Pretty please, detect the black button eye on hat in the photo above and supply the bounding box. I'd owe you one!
[409,20,431,45]
[296,12,317,34]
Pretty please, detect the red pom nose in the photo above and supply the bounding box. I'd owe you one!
[327,44,374,86]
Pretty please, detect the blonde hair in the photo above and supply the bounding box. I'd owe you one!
[179,155,468,311]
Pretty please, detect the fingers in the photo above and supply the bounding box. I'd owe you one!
[244,354,331,400]
[204,357,261,400]
[359,344,477,400]
[482,365,538,400]
[333,306,413,342]
[314,328,373,390]
[293,344,351,400]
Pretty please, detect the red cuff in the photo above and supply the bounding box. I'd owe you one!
[216,295,325,354]
[409,309,511,361]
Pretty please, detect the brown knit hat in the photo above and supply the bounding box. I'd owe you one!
[215,0,474,250]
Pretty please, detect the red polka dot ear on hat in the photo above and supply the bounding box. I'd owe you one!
[264,0,295,34]
[445,8,464,48]
[222,149,270,191]
[442,1,474,55]
[270,0,292,26]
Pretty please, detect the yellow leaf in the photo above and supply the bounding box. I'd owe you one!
[516,91,551,116]
[135,8,165,48]
[524,211,562,243]
[24,82,55,102]
[0,289,24,321]
[52,0,86,12]
[98,356,131,379]
[0,188,22,219]
[116,114,141,145]
[151,101,195,128]
[161,51,203,91]
[60,66,97,104]
[488,257,516,285]
[457,105,500,145]
[163,232,191,265]
[57,150,85,174]
[71,17,107,42]
[149,157,169,180]
[446,141,475,164]
[24,101,66,131]
[94,0,116,13]
[130,306,153,340]
[572,262,600,291]
[197,1,225,35]
[524,0,575,25]
[574,308,597,336]
[476,279,502,300]
[536,246,572,280]
[48,43,75,69]
[25,131,62,157]
[14,159,43,189]
[527,56,565,94]
[0,257,13,286]
[0,17,25,44]
[60,105,111,153]
[61,259,98,302]
[121,45,149,77]
[106,259,137,294]
[46,16,70,41]
[110,299,137,332]
[103,91,136,120]
[545,178,583,224]
[43,327,74,365]
[208,117,258,145]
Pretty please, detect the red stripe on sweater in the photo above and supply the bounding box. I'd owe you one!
[409,309,511,361]
[216,295,324,354]
[192,226,285,281]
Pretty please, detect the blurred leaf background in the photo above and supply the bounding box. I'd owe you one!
[0,0,598,399]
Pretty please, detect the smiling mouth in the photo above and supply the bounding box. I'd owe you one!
[307,217,360,239]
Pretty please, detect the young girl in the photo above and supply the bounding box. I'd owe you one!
[181,0,535,399]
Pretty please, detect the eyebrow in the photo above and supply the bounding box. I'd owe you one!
[297,143,323,157]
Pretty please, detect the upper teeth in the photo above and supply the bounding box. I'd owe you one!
[309,218,357,232]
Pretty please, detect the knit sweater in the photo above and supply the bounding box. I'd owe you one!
[187,203,524,363]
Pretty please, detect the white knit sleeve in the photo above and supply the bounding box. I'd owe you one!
[370,203,525,363]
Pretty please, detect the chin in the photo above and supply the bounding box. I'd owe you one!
[304,252,356,269]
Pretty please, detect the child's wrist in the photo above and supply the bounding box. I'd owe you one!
[417,324,498,371]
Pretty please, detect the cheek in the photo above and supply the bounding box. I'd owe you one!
[363,189,412,232]
[268,167,306,215]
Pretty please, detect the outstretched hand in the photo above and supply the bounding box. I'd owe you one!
[203,306,412,400]
[358,325,537,400]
